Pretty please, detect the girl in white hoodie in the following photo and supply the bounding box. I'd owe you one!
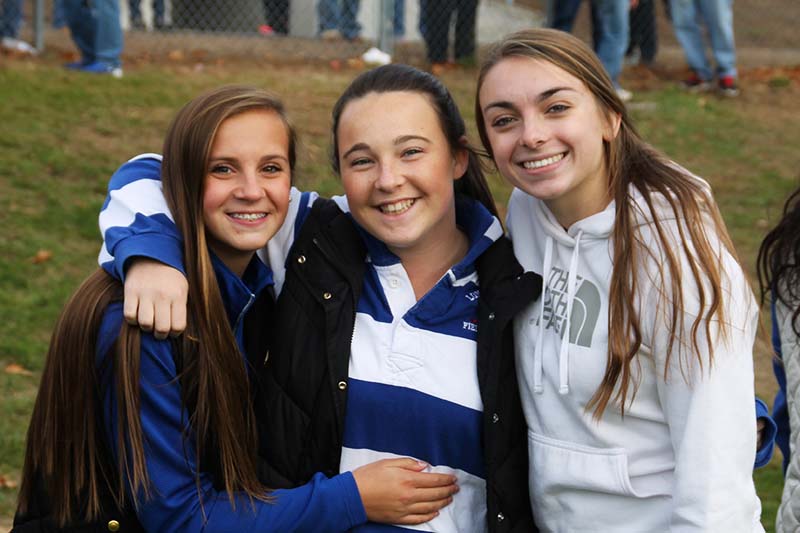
[475,28,764,532]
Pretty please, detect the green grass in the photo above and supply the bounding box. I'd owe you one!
[1,56,798,529]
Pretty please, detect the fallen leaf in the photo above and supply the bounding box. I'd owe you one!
[346,57,365,69]
[0,475,18,489]
[5,363,33,376]
[32,249,53,264]
[167,49,184,61]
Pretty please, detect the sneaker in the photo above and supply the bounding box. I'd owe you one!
[682,71,712,92]
[258,24,275,36]
[78,61,124,78]
[320,29,342,41]
[1,37,37,55]
[718,75,740,97]
[616,86,633,102]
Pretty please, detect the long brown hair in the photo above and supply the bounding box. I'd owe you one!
[18,86,297,525]
[475,29,742,417]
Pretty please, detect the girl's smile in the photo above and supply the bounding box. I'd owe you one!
[479,56,620,228]
[336,90,468,263]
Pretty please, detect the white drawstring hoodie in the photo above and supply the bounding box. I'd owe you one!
[507,182,764,533]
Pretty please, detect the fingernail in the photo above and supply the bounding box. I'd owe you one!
[417,460,429,468]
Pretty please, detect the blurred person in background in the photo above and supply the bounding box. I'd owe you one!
[1,0,36,54]
[421,0,478,74]
[670,0,739,96]
[625,0,657,66]
[63,0,123,77]
[262,0,289,35]
[128,0,166,30]
[317,0,361,41]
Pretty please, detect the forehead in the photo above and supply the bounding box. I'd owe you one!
[338,90,442,138]
[213,109,289,145]
[480,56,588,104]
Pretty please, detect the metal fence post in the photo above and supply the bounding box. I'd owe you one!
[377,0,394,56]
[34,0,44,51]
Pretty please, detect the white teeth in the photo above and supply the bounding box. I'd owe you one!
[379,199,415,214]
[522,153,565,169]
[230,213,267,221]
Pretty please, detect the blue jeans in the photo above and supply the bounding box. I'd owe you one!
[670,0,736,80]
[317,0,361,40]
[0,0,22,37]
[547,0,583,30]
[393,0,404,37]
[52,0,67,28]
[548,0,628,86]
[64,0,123,66]
[592,0,629,86]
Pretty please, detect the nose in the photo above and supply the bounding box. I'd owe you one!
[519,116,548,149]
[374,161,404,191]
[234,170,265,200]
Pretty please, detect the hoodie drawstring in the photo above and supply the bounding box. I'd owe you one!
[534,236,553,394]
[558,230,583,394]
[534,230,583,395]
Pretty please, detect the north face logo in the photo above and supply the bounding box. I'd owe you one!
[540,267,601,347]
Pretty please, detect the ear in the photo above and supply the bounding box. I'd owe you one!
[603,111,622,142]
[453,136,470,181]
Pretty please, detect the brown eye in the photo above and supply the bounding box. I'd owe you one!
[492,116,514,128]
[211,165,233,175]
[547,104,569,114]
[262,164,281,173]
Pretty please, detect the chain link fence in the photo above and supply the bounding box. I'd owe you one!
[9,0,800,68]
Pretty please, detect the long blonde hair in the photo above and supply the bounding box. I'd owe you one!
[475,29,740,417]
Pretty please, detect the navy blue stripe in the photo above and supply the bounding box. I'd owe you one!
[405,280,480,341]
[355,269,394,323]
[292,190,314,242]
[342,379,484,478]
[104,213,178,252]
[102,158,162,210]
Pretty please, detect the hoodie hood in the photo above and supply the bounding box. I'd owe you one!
[512,171,711,396]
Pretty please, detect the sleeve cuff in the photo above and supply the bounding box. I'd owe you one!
[335,471,368,526]
[754,397,777,468]
[113,232,186,281]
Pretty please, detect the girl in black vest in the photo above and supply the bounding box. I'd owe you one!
[91,66,540,532]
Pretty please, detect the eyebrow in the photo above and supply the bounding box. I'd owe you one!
[482,86,577,113]
[341,135,432,159]
[209,154,289,164]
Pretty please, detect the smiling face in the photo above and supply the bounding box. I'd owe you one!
[479,57,620,227]
[203,109,291,276]
[336,90,467,260]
